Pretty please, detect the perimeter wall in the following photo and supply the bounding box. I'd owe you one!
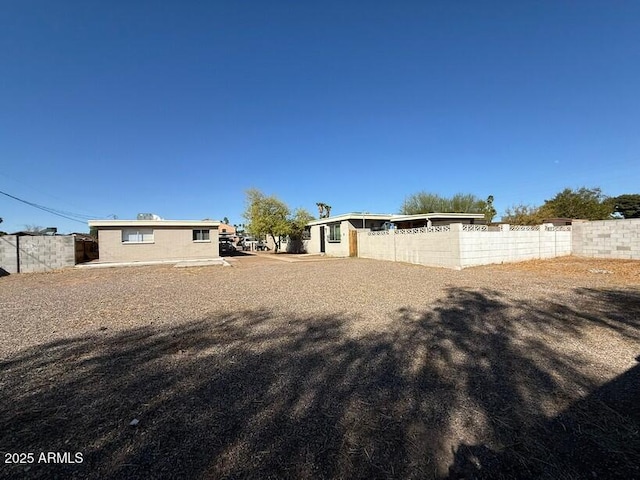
[357,224,572,270]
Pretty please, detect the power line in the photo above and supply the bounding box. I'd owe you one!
[0,189,99,224]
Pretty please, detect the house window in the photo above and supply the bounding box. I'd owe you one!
[302,227,311,240]
[193,229,210,242]
[328,223,341,242]
[122,228,154,243]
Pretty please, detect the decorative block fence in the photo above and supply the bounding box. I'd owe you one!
[357,223,572,270]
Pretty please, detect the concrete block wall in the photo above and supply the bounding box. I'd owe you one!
[393,228,461,269]
[357,224,571,270]
[0,236,18,273]
[0,235,76,274]
[356,231,396,262]
[459,225,572,268]
[357,226,461,269]
[572,219,640,259]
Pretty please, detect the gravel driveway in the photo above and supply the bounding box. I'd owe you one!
[1,256,638,479]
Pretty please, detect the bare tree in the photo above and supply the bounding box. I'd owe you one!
[23,224,44,233]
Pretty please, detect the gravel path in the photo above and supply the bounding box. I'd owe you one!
[1,256,638,479]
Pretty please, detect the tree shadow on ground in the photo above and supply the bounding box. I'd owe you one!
[450,360,640,479]
[1,288,639,479]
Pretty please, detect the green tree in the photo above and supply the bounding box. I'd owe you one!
[482,195,497,223]
[287,208,315,253]
[401,192,490,216]
[244,189,291,253]
[222,216,230,224]
[613,194,640,218]
[541,187,614,220]
[502,204,546,225]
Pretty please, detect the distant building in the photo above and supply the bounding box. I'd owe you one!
[218,223,236,235]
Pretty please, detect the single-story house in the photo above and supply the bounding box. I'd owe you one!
[299,212,486,257]
[88,219,220,263]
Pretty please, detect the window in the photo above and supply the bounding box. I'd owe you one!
[302,227,311,240]
[328,223,341,242]
[122,228,154,243]
[193,229,210,242]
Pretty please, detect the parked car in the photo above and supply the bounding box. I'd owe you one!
[219,240,237,256]
[235,237,251,251]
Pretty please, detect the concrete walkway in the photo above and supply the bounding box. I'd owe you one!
[250,252,348,263]
[76,258,230,269]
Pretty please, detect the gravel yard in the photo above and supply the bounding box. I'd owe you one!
[1,255,639,479]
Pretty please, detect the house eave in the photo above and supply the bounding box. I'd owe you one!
[88,220,221,229]
[306,213,391,226]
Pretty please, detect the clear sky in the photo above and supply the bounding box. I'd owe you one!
[1,1,639,233]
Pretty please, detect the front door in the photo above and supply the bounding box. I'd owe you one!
[319,226,326,253]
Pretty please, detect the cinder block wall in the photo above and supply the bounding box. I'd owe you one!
[459,225,572,268]
[356,231,396,262]
[357,224,571,270]
[0,236,18,273]
[572,219,640,259]
[0,235,76,273]
[357,227,461,269]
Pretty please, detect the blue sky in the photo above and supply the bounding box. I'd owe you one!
[1,1,639,233]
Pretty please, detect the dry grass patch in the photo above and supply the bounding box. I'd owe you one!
[482,255,640,285]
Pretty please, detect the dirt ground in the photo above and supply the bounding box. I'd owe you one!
[486,255,640,286]
[0,255,638,479]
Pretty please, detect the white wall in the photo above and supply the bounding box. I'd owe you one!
[357,224,572,269]
[307,221,351,256]
[459,225,571,268]
[357,226,461,269]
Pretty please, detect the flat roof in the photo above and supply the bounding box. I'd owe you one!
[88,220,220,228]
[390,212,485,221]
[307,213,391,226]
[307,212,485,225]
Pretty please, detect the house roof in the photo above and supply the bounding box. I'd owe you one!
[89,220,220,228]
[390,212,485,222]
[306,212,485,226]
[306,213,391,226]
